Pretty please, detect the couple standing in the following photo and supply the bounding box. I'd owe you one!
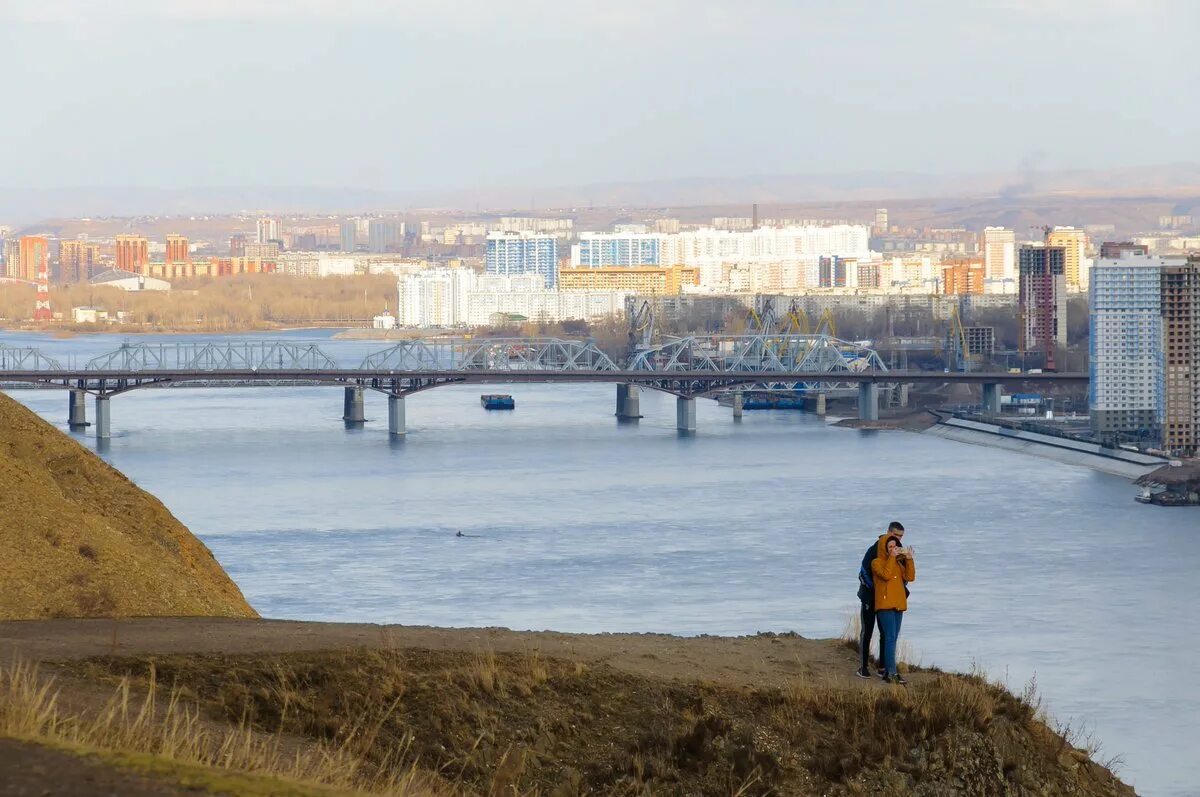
[856,521,916,685]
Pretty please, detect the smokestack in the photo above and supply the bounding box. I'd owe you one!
[752,203,759,229]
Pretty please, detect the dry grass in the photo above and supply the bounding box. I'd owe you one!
[840,609,921,673]
[65,647,1135,797]
[0,658,444,796]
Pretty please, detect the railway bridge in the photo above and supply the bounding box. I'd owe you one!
[0,338,1087,439]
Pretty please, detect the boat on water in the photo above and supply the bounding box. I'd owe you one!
[481,394,515,410]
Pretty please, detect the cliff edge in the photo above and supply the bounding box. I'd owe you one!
[0,394,256,620]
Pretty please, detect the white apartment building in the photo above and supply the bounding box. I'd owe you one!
[276,253,359,278]
[494,217,574,234]
[256,217,280,244]
[571,232,664,267]
[982,227,1016,293]
[1089,253,1188,446]
[397,268,477,327]
[464,274,625,326]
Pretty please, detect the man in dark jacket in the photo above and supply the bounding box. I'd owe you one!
[856,521,905,678]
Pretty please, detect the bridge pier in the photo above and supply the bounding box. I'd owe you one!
[68,389,89,429]
[981,382,1002,415]
[899,384,911,408]
[616,384,641,420]
[676,396,697,433]
[816,392,827,416]
[732,390,743,420]
[857,383,879,421]
[94,395,111,439]
[388,395,406,436]
[342,386,365,423]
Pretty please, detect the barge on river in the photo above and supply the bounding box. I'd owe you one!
[481,394,515,410]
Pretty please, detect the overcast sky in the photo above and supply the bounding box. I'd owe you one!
[1,0,1197,192]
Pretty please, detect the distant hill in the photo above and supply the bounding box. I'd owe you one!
[4,163,1200,223]
[0,394,257,620]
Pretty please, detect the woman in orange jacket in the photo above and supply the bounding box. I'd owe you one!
[871,534,916,684]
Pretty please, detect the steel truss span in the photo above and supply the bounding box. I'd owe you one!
[629,333,890,394]
[0,338,1086,398]
[358,337,618,372]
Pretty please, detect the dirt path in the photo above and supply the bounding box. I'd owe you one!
[0,739,203,797]
[0,617,902,690]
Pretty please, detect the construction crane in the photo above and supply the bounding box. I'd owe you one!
[781,299,809,334]
[746,295,779,334]
[627,299,656,357]
[946,304,971,371]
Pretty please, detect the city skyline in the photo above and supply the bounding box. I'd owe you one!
[2,0,1198,200]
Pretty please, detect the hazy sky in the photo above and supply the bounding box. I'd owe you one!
[1,0,1197,192]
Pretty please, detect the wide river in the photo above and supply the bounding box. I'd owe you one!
[3,330,1195,795]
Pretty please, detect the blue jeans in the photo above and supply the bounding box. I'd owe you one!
[877,609,904,676]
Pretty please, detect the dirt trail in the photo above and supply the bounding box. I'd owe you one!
[0,617,891,690]
[0,739,200,796]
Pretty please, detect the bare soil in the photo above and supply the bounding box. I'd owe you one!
[0,395,256,621]
[0,739,199,796]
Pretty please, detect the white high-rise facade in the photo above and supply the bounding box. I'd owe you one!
[397,268,476,327]
[256,217,281,244]
[982,227,1016,293]
[1089,254,1186,445]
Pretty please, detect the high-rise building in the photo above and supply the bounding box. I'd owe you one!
[485,231,558,288]
[256,218,281,244]
[17,236,48,282]
[59,240,103,282]
[165,234,190,264]
[2,238,21,278]
[1018,245,1067,358]
[397,268,476,327]
[874,208,889,233]
[114,234,149,273]
[941,259,986,294]
[1090,253,1199,455]
[339,220,357,253]
[1161,257,1199,456]
[981,227,1016,288]
[571,233,662,267]
[1045,227,1088,291]
[229,234,246,257]
[368,219,404,253]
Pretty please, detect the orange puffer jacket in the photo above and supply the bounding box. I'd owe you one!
[871,554,916,612]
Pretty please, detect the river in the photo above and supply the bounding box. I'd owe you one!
[3,329,1195,795]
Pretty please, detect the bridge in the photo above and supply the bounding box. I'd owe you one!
[0,339,1086,439]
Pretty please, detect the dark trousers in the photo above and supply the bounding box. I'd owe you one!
[859,600,883,670]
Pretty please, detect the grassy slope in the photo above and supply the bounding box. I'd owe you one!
[77,647,1135,797]
[0,394,256,620]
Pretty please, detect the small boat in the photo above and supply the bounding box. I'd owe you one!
[481,394,515,410]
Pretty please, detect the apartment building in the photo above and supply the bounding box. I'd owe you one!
[1018,245,1067,355]
[1089,252,1199,456]
[558,265,698,295]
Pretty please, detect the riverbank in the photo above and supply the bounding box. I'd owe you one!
[0,617,1134,796]
[923,416,1165,479]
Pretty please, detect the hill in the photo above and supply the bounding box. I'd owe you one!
[0,619,1137,796]
[0,394,256,620]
